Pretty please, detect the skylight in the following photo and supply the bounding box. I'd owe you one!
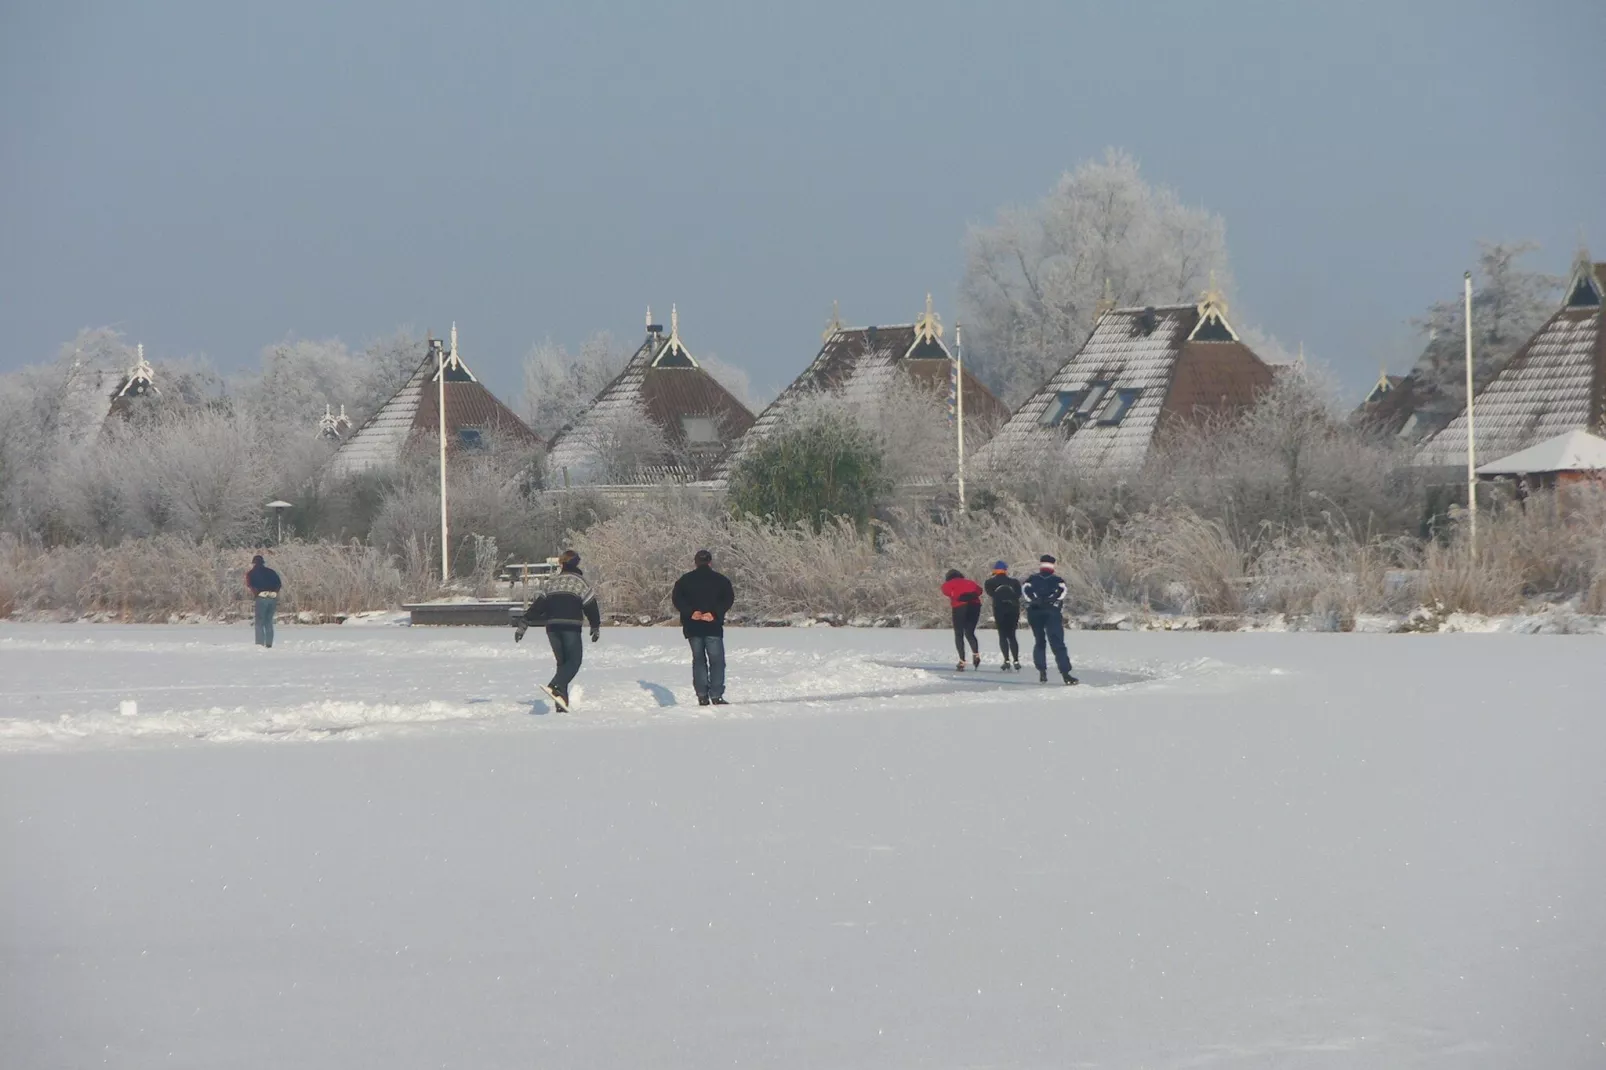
[1096,388,1142,426]
[457,428,487,450]
[1040,391,1083,427]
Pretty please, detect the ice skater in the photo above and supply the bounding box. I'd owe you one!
[983,560,1023,670]
[514,549,601,711]
[671,548,735,706]
[941,568,984,671]
[244,554,282,648]
[1022,554,1077,685]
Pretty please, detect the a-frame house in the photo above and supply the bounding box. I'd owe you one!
[324,328,540,479]
[970,287,1276,476]
[544,306,756,485]
[1414,251,1606,470]
[715,296,1010,482]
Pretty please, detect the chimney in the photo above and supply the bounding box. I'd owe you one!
[1139,307,1158,335]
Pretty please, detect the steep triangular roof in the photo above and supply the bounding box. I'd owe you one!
[1414,254,1606,468]
[715,297,1011,482]
[544,307,756,484]
[324,333,539,478]
[104,345,160,426]
[972,290,1275,475]
[1476,429,1606,475]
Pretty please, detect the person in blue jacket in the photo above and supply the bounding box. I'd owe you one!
[244,554,282,648]
[1022,554,1077,685]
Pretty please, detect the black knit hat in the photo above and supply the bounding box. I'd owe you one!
[1039,554,1056,565]
[252,554,265,565]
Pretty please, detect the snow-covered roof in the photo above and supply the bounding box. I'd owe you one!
[324,335,538,479]
[714,298,1009,483]
[1414,255,1606,469]
[1476,429,1606,475]
[544,306,755,485]
[971,293,1274,476]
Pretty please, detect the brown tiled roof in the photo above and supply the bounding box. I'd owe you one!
[971,302,1274,475]
[716,322,1010,481]
[1350,373,1422,436]
[1414,260,1606,468]
[545,326,755,484]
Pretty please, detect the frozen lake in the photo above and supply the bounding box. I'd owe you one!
[2,622,1603,1067]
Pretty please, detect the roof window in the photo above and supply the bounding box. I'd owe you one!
[1040,391,1083,427]
[681,416,721,444]
[1096,388,1142,426]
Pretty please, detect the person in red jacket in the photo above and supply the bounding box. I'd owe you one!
[941,568,984,671]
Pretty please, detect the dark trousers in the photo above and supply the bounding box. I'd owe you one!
[1028,608,1072,675]
[952,604,980,660]
[688,635,726,699]
[995,608,1020,661]
[253,595,276,647]
[546,627,584,694]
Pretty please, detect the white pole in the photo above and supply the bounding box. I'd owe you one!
[955,320,967,513]
[439,327,451,582]
[1463,272,1477,555]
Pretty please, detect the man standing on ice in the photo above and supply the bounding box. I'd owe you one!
[671,548,735,706]
[515,549,600,712]
[244,554,281,648]
[941,569,984,671]
[983,561,1023,671]
[1022,554,1077,685]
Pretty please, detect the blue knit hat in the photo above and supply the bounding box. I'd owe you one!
[992,560,1008,572]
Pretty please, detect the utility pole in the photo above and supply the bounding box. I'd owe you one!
[1463,273,1477,555]
[437,330,451,582]
[955,320,967,513]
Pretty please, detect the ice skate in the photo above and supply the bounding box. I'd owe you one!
[1063,672,1079,686]
[711,697,729,706]
[972,653,981,669]
[1039,669,1048,683]
[956,660,966,672]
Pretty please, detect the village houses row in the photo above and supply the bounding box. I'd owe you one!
[92,250,1606,493]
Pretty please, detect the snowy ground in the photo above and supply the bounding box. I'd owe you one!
[2,622,1602,1068]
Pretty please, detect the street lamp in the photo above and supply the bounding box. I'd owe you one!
[266,500,293,544]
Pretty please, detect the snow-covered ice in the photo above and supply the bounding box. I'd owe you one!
[2,622,1602,1067]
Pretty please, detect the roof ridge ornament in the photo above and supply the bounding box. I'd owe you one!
[824,300,843,342]
[117,343,158,397]
[1188,272,1239,342]
[1095,278,1116,319]
[914,292,943,344]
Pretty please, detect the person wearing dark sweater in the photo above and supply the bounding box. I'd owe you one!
[671,549,736,705]
[515,549,601,711]
[245,554,282,648]
[983,561,1023,670]
[940,569,984,670]
[1022,554,1077,685]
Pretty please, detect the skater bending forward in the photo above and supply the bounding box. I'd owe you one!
[941,569,984,670]
[983,561,1023,670]
[515,549,601,711]
[671,548,735,706]
[1022,555,1077,685]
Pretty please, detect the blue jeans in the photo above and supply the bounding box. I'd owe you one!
[254,595,277,647]
[688,635,725,700]
[1027,608,1071,675]
[547,627,584,694]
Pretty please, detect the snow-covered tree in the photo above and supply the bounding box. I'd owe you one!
[521,332,629,441]
[1409,241,1559,416]
[961,148,1231,404]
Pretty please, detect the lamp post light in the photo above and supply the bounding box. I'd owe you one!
[266,500,293,544]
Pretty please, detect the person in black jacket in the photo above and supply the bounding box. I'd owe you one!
[983,561,1023,670]
[514,549,601,711]
[1022,554,1077,685]
[671,549,735,705]
[245,554,282,648]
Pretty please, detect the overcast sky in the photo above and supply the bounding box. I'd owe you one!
[2,0,1602,403]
